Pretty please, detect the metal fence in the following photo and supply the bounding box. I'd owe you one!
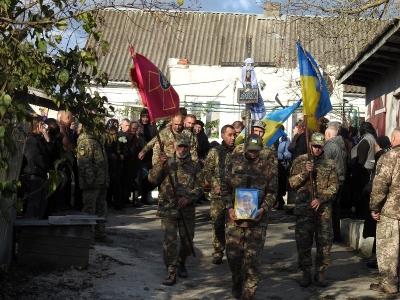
[0,122,27,265]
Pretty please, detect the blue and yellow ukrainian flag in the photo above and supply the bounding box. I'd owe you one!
[297,41,332,131]
[262,100,302,146]
[234,100,302,146]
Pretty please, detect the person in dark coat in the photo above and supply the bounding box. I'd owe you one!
[193,120,209,164]
[363,135,392,269]
[128,121,146,207]
[349,122,377,218]
[105,125,123,209]
[288,120,308,161]
[22,116,52,219]
[137,108,157,204]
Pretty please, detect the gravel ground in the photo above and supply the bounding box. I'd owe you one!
[0,197,394,300]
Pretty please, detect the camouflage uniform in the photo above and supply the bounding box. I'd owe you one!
[203,141,235,260]
[370,145,400,293]
[221,142,278,299]
[152,127,199,165]
[232,143,278,166]
[289,153,338,274]
[148,147,204,272]
[77,132,109,238]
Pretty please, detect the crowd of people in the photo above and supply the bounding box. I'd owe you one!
[19,107,400,298]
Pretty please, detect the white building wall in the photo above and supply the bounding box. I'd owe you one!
[92,58,352,141]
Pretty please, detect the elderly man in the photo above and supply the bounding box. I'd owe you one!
[148,133,204,286]
[324,122,347,242]
[222,134,278,299]
[289,132,338,287]
[369,127,400,295]
[203,124,236,265]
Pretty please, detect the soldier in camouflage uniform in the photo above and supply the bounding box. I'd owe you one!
[140,113,198,165]
[77,130,113,243]
[183,114,199,153]
[148,133,204,286]
[369,127,400,295]
[221,134,278,300]
[232,120,278,166]
[289,132,338,287]
[203,124,236,265]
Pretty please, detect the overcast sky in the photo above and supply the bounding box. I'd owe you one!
[194,0,265,14]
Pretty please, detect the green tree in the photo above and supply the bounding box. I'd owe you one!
[0,0,200,220]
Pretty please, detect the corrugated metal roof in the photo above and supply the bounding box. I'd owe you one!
[87,10,389,87]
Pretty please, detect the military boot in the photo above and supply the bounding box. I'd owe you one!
[299,270,312,287]
[162,266,176,286]
[178,260,188,278]
[314,270,328,287]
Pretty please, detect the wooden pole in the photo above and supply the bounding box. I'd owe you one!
[304,115,319,250]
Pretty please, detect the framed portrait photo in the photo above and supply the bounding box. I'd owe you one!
[234,188,259,220]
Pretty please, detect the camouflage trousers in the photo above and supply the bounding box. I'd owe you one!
[161,216,195,269]
[226,224,267,300]
[82,188,107,237]
[210,200,226,258]
[376,215,400,291]
[295,213,333,272]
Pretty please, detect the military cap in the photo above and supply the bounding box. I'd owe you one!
[252,120,266,130]
[310,132,325,146]
[175,133,191,147]
[245,134,263,151]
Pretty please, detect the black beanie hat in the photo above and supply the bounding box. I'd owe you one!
[376,135,391,150]
[140,108,149,117]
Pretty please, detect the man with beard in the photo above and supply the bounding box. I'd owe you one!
[148,134,204,286]
[203,124,236,265]
[289,133,338,287]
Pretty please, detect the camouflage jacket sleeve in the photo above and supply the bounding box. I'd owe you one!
[221,161,234,209]
[370,151,392,212]
[317,159,339,203]
[186,163,204,203]
[148,160,166,186]
[152,139,162,166]
[203,148,217,185]
[141,135,158,154]
[288,155,309,189]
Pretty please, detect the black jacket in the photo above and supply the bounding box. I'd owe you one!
[22,133,51,178]
[288,132,307,161]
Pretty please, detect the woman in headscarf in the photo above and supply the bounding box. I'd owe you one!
[193,120,209,165]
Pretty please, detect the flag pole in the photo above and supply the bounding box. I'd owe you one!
[304,115,320,250]
[153,123,196,257]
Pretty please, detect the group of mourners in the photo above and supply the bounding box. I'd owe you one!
[20,106,400,298]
